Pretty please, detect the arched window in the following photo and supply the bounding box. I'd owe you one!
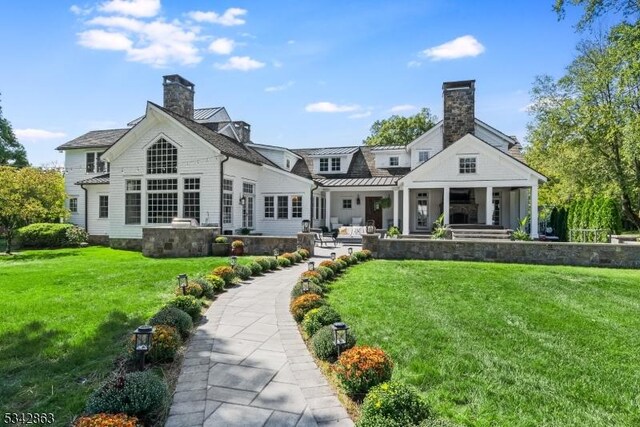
[147,138,177,174]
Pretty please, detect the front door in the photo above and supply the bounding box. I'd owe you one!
[365,197,383,229]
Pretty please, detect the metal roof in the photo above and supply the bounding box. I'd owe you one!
[127,107,223,126]
[305,147,359,156]
[315,176,399,187]
[57,129,129,150]
[75,174,110,185]
[370,145,406,151]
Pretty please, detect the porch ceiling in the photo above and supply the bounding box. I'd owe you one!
[316,176,399,187]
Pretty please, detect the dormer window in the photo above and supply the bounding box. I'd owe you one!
[320,158,329,172]
[418,151,430,163]
[147,138,177,174]
[389,156,399,167]
[320,157,341,172]
[459,157,477,174]
[331,158,341,171]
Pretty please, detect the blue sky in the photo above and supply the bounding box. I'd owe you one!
[0,0,589,166]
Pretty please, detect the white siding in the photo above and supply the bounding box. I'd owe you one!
[474,123,510,152]
[409,125,444,169]
[373,151,410,169]
[87,184,109,236]
[63,148,109,229]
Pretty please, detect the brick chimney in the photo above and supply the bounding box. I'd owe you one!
[442,80,475,148]
[163,74,194,119]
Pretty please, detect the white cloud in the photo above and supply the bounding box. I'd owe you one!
[77,29,133,50]
[390,104,417,113]
[348,111,372,119]
[188,8,247,26]
[407,60,421,68]
[15,129,67,140]
[265,81,294,92]
[215,56,265,71]
[305,102,360,113]
[70,5,92,15]
[422,35,485,61]
[208,37,235,55]
[99,0,160,18]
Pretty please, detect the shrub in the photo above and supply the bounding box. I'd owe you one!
[248,262,263,276]
[17,223,88,248]
[201,274,225,294]
[310,324,356,362]
[356,414,412,427]
[419,419,463,427]
[147,325,181,363]
[75,413,140,427]
[278,257,291,268]
[268,257,279,270]
[338,255,352,265]
[335,259,348,271]
[255,257,272,272]
[354,251,367,262]
[214,236,228,244]
[298,248,310,259]
[317,266,334,281]
[302,305,341,337]
[191,276,216,298]
[166,296,202,321]
[301,270,323,283]
[282,252,297,264]
[234,264,252,280]
[212,266,236,285]
[149,307,193,339]
[359,381,430,426]
[291,281,324,299]
[86,371,168,418]
[231,240,244,249]
[175,281,203,298]
[290,294,325,322]
[319,260,339,272]
[292,252,303,263]
[361,249,372,259]
[334,346,393,398]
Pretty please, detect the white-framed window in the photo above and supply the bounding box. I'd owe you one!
[98,195,109,219]
[277,196,288,219]
[320,158,329,172]
[222,178,233,224]
[331,157,341,171]
[86,152,110,173]
[242,182,255,228]
[264,196,274,218]
[418,151,430,163]
[183,178,200,222]
[147,138,177,174]
[69,197,78,213]
[492,191,501,226]
[147,178,178,223]
[125,179,141,224]
[342,199,352,209]
[389,156,399,167]
[292,195,303,218]
[459,157,477,174]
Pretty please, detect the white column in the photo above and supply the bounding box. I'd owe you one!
[485,186,493,225]
[443,187,450,225]
[402,188,410,235]
[530,183,539,239]
[393,189,399,227]
[325,191,331,229]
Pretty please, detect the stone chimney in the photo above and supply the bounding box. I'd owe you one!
[442,80,475,148]
[163,74,195,119]
[233,121,251,143]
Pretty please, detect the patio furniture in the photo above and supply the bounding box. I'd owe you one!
[314,232,337,248]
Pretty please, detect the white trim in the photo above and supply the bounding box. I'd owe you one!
[406,121,443,149]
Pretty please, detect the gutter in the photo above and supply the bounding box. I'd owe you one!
[80,184,88,233]
[219,155,229,230]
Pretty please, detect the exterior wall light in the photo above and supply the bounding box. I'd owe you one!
[348,247,353,255]
[302,219,311,233]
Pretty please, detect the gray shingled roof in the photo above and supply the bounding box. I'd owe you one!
[75,174,110,185]
[57,129,129,150]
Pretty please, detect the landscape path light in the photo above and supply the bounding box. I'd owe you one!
[331,322,349,356]
[302,219,311,233]
[133,325,153,371]
[177,274,188,295]
[230,256,237,267]
[302,278,310,293]
[273,248,279,260]
[308,261,315,271]
[330,252,336,261]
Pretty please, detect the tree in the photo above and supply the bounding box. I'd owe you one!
[554,0,640,30]
[525,21,640,229]
[0,166,67,253]
[363,108,437,146]
[0,95,28,167]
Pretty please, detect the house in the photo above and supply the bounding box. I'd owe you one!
[57,76,545,248]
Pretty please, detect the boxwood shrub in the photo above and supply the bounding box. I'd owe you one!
[17,223,88,248]
[255,257,272,272]
[291,281,324,299]
[248,262,263,276]
[166,296,202,321]
[301,306,341,337]
[310,324,356,362]
[359,381,430,426]
[149,307,193,339]
[268,257,279,270]
[234,264,252,280]
[277,257,291,268]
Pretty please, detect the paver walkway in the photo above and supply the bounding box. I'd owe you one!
[166,248,355,427]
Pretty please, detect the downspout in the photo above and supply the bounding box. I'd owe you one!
[219,155,229,231]
[80,184,88,233]
[310,182,318,227]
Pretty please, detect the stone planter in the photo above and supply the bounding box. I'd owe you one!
[212,243,229,257]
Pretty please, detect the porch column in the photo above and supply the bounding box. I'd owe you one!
[325,191,331,228]
[402,188,410,235]
[485,186,493,225]
[393,189,399,227]
[443,187,450,225]
[530,183,539,239]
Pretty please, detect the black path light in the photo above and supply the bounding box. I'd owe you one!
[330,252,336,261]
[302,219,311,233]
[177,274,188,295]
[308,261,315,271]
[348,247,353,256]
[331,322,349,357]
[133,325,153,370]
[302,278,310,293]
[230,255,237,267]
[273,248,279,260]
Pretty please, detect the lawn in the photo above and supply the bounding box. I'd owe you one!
[0,247,241,426]
[327,260,640,427]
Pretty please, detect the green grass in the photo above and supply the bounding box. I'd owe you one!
[328,260,640,427]
[0,247,245,425]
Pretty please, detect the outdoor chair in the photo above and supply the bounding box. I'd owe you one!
[314,232,337,248]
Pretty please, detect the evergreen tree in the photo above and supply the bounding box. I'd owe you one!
[0,94,28,167]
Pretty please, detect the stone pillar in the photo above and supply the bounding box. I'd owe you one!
[393,189,399,228]
[362,233,380,258]
[443,187,450,225]
[402,189,410,235]
[485,186,493,225]
[297,233,315,256]
[530,184,539,239]
[325,191,331,229]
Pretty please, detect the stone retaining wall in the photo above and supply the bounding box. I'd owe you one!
[362,235,640,268]
[88,235,109,246]
[109,238,143,251]
[142,227,218,258]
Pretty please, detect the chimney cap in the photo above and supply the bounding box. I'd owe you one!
[163,74,195,91]
[442,80,475,91]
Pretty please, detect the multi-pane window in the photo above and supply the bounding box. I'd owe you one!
[342,199,352,209]
[125,179,141,224]
[492,191,501,226]
[242,183,255,228]
[264,196,274,218]
[99,195,109,218]
[97,152,109,173]
[277,196,288,219]
[86,152,110,173]
[416,192,429,228]
[223,179,233,224]
[147,178,178,223]
[183,178,200,222]
[389,156,399,167]
[292,196,302,218]
[331,157,341,171]
[459,157,477,174]
[320,158,328,172]
[86,153,95,173]
[69,198,78,213]
[147,139,177,174]
[418,151,430,163]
